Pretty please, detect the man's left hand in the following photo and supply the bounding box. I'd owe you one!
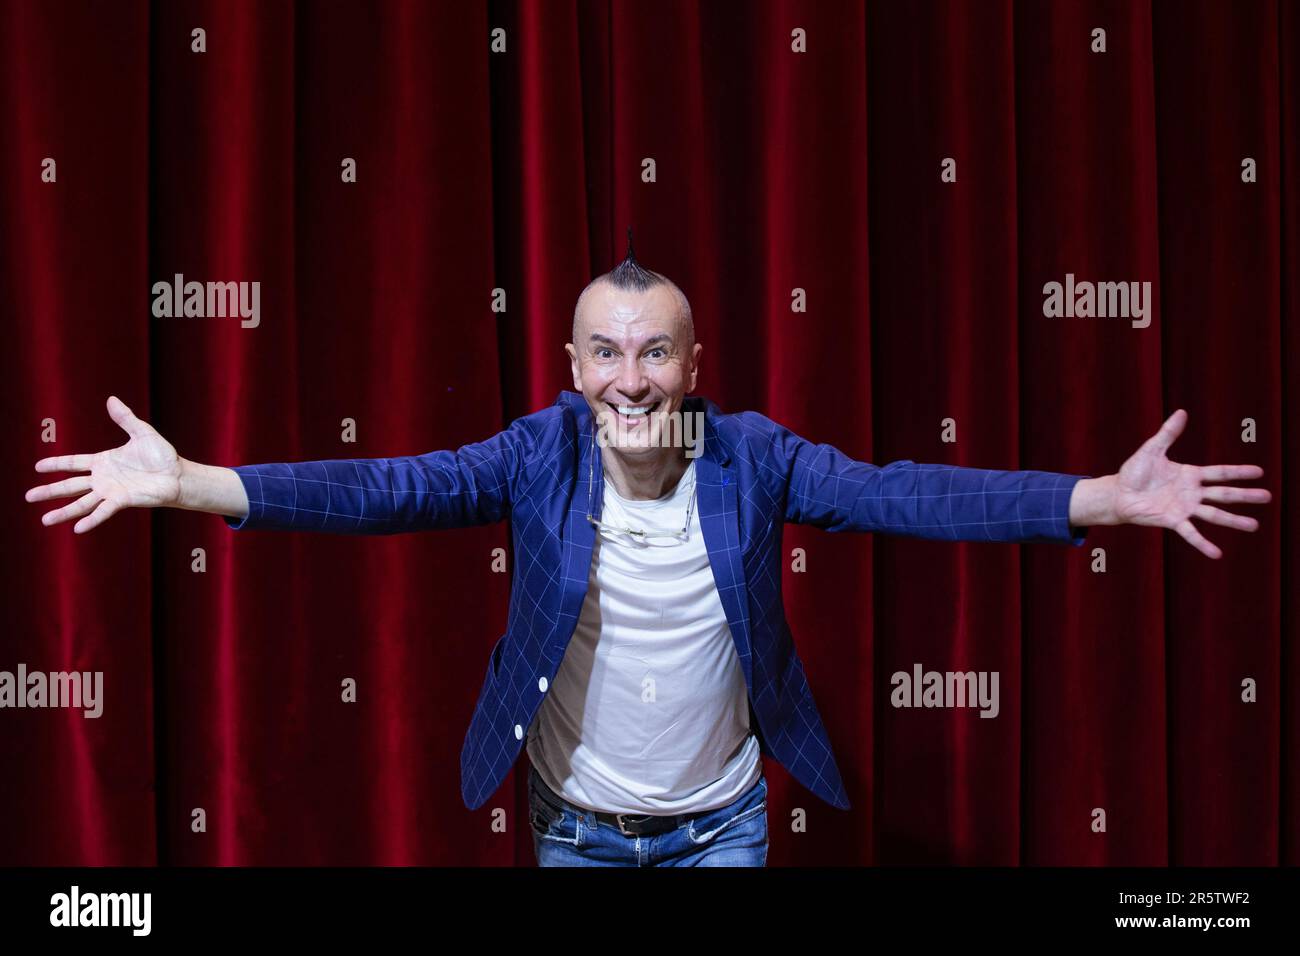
[1067,409,1272,559]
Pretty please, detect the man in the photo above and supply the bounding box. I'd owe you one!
[26,245,1271,867]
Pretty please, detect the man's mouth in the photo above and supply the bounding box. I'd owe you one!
[606,400,660,425]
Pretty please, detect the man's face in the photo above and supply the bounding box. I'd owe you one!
[565,282,702,460]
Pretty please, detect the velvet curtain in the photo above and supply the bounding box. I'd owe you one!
[1,0,1293,866]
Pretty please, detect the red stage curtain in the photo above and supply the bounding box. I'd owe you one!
[1,0,1292,865]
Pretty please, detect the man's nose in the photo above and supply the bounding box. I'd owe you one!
[616,357,648,397]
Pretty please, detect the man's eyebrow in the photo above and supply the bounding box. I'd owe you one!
[587,333,674,349]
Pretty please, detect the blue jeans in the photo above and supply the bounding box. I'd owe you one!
[527,765,769,867]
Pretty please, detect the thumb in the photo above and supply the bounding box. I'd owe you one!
[106,395,149,440]
[1143,408,1187,457]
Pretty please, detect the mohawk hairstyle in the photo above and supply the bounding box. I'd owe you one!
[572,227,693,346]
[604,227,666,293]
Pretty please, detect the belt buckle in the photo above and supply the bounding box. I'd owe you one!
[614,812,648,837]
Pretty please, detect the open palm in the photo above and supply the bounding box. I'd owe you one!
[1112,408,1270,559]
[26,396,181,533]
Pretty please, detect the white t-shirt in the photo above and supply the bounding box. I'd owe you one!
[525,458,762,815]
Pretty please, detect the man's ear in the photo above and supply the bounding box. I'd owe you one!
[565,343,582,391]
[687,342,702,392]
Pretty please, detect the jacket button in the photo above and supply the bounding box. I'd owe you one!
[538,676,548,692]
[514,724,523,740]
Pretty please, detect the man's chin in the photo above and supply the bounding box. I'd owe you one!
[597,427,658,454]
[609,437,659,455]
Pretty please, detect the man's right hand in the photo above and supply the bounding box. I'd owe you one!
[26,396,187,533]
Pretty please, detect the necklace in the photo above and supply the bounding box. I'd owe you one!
[585,420,696,542]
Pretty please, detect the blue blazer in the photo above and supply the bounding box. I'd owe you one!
[225,390,1088,811]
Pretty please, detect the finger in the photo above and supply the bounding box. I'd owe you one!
[75,498,121,534]
[34,454,94,473]
[25,476,92,502]
[42,490,100,527]
[107,395,151,441]
[1194,503,1259,532]
[1201,485,1272,505]
[1175,519,1222,559]
[1144,408,1187,456]
[1199,464,1264,483]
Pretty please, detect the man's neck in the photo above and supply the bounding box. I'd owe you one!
[601,444,691,501]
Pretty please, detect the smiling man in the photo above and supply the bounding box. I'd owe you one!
[26,240,1272,868]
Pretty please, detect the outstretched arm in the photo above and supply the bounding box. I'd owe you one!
[771,416,1088,545]
[774,408,1269,555]
[1064,409,1270,559]
[222,439,523,534]
[26,396,535,535]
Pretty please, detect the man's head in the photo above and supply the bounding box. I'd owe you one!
[565,238,702,460]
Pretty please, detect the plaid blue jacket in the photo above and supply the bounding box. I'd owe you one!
[225,390,1088,811]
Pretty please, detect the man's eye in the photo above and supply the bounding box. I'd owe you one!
[647,349,665,359]
[595,349,614,359]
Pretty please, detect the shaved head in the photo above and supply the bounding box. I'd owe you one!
[571,236,694,350]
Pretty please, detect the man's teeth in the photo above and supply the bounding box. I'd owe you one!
[614,403,656,416]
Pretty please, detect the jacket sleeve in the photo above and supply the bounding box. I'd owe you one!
[764,416,1089,546]
[222,414,542,534]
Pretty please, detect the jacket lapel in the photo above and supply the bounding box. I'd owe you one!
[556,398,600,654]
[693,399,754,689]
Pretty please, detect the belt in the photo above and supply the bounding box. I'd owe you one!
[595,808,689,838]
[530,769,702,837]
